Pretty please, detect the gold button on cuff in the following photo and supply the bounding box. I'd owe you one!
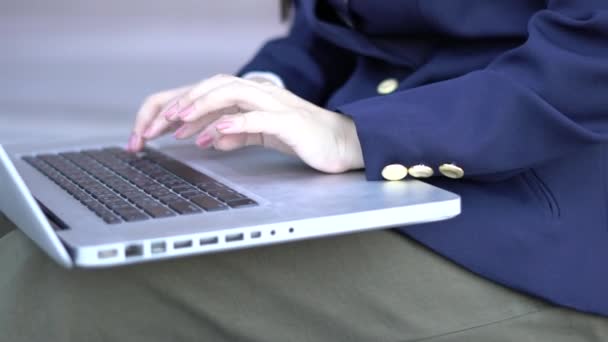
[439,163,464,179]
[381,164,408,181]
[409,164,434,178]
[377,78,399,95]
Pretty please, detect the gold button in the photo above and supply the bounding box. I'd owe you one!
[439,163,464,179]
[377,78,399,95]
[409,164,434,178]
[381,164,408,181]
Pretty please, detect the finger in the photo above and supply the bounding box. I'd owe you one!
[173,106,238,140]
[212,133,253,151]
[191,116,255,150]
[214,111,291,138]
[129,87,189,151]
[133,90,184,136]
[172,74,246,120]
[141,115,177,140]
[129,98,163,151]
[196,114,297,156]
[181,83,286,123]
[213,131,296,155]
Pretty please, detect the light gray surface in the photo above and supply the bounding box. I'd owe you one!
[1,0,286,144]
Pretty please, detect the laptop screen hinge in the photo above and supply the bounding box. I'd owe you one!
[35,199,69,231]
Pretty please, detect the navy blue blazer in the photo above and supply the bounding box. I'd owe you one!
[239,0,608,316]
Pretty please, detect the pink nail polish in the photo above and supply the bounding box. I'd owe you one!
[178,104,194,119]
[127,134,138,151]
[196,133,213,147]
[163,102,179,119]
[173,125,187,139]
[215,121,233,131]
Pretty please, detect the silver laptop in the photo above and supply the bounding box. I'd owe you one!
[0,137,460,268]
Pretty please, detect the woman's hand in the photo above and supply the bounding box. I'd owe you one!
[128,85,193,152]
[129,74,364,174]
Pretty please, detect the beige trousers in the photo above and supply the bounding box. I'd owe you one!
[0,214,606,342]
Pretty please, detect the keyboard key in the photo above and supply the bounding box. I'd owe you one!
[172,184,198,193]
[166,200,202,214]
[138,203,175,218]
[106,200,133,210]
[208,189,245,202]
[190,195,228,211]
[152,158,214,186]
[101,213,122,224]
[147,187,174,198]
[114,207,149,222]
[227,198,258,208]
[158,194,183,205]
[197,181,227,192]
[180,190,204,199]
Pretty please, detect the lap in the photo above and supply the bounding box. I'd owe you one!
[0,212,14,239]
[0,225,605,342]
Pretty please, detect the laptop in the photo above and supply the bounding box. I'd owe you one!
[0,136,460,268]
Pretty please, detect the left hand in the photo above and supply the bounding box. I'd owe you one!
[142,74,364,174]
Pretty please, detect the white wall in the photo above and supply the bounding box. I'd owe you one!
[0,0,287,143]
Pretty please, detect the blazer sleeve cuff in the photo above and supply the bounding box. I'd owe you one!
[241,71,285,88]
[237,45,330,104]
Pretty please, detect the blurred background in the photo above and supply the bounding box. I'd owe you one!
[0,0,286,144]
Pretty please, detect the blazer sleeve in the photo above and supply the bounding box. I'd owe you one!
[238,1,355,105]
[337,2,608,181]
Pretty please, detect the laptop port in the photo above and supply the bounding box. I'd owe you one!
[97,248,118,259]
[173,240,193,249]
[225,233,244,242]
[250,231,261,239]
[151,241,166,254]
[125,244,143,258]
[200,236,219,245]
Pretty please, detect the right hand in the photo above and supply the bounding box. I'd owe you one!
[128,75,280,152]
[127,85,193,152]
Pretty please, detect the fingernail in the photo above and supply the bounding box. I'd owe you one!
[215,121,233,131]
[127,133,138,151]
[163,102,179,120]
[177,104,194,119]
[173,125,187,139]
[196,133,213,147]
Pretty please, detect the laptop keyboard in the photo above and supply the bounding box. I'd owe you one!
[22,147,257,224]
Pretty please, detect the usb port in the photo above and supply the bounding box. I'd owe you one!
[250,231,261,239]
[125,244,143,258]
[200,236,219,245]
[97,248,118,259]
[173,240,193,249]
[225,233,244,242]
[151,241,166,254]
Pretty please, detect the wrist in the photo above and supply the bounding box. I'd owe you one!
[340,115,365,171]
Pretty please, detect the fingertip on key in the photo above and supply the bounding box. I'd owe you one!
[127,133,144,152]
